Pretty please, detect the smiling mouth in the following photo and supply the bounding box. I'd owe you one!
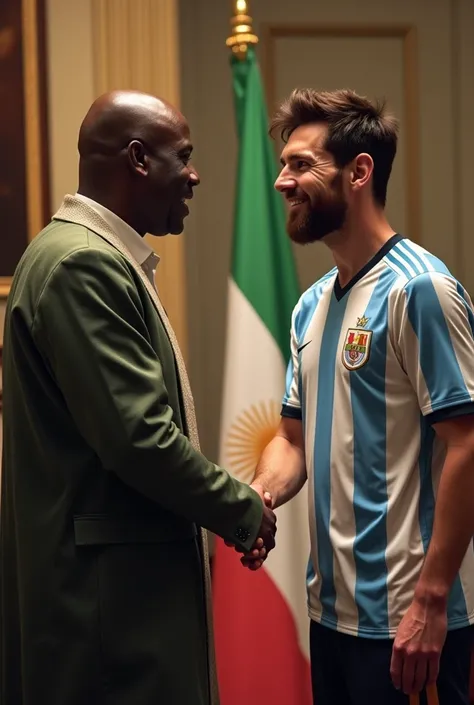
[288,198,308,208]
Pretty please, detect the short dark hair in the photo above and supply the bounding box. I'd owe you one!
[270,88,399,207]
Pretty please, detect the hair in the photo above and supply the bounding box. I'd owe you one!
[270,88,399,207]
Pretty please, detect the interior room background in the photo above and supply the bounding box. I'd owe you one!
[0,0,473,465]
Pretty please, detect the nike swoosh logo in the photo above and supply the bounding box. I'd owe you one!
[297,340,312,353]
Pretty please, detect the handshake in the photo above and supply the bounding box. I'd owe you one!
[226,482,277,571]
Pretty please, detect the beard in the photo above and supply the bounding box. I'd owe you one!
[287,171,347,245]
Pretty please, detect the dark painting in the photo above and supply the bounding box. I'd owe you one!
[0,0,49,294]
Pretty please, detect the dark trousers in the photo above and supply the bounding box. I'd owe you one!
[310,620,472,705]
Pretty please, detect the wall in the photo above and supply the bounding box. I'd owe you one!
[179,0,474,460]
[46,0,95,210]
[0,0,94,342]
[1,0,473,463]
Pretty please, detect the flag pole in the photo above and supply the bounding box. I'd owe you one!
[226,0,258,59]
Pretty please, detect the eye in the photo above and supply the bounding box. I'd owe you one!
[180,152,192,166]
[296,160,310,170]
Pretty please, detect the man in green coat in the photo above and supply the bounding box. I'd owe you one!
[0,91,276,705]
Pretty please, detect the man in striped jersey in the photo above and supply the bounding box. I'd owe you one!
[249,89,474,704]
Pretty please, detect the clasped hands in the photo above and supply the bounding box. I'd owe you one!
[225,482,277,571]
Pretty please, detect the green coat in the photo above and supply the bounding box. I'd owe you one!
[1,196,263,705]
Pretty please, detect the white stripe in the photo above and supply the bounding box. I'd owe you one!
[383,256,409,282]
[396,242,424,274]
[219,279,311,656]
[408,242,436,272]
[390,284,433,414]
[389,248,417,277]
[384,344,424,632]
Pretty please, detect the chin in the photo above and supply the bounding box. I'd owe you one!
[148,222,183,237]
[168,224,184,235]
[287,216,325,245]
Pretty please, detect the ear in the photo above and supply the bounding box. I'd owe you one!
[350,153,373,192]
[127,140,148,176]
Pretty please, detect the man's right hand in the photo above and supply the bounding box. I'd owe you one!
[239,486,276,570]
[257,498,277,552]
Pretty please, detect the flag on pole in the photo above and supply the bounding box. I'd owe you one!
[212,47,312,705]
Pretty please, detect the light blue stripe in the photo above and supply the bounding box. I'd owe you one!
[385,251,412,279]
[314,291,348,627]
[283,358,295,405]
[424,253,451,276]
[456,283,474,340]
[294,273,336,420]
[294,290,319,345]
[405,274,470,410]
[351,268,397,637]
[395,241,428,273]
[418,417,469,624]
[283,285,320,406]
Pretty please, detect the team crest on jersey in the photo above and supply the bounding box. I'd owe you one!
[342,318,373,370]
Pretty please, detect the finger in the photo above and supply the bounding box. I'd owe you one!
[412,656,428,694]
[241,549,266,564]
[240,556,263,570]
[426,654,441,687]
[401,654,416,696]
[426,682,440,705]
[390,644,403,691]
[264,492,273,507]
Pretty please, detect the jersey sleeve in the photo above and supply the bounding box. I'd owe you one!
[396,271,474,421]
[281,306,302,420]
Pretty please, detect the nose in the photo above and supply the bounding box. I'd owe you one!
[189,166,200,187]
[274,167,297,193]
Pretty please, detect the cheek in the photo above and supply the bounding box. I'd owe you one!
[300,172,329,201]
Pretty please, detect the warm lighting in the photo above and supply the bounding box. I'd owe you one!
[226,0,258,60]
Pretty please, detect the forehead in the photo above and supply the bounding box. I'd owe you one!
[152,112,192,151]
[281,122,328,159]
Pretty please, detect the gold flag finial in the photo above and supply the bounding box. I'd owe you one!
[226,0,258,60]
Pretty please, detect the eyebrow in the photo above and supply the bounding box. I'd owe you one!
[280,151,315,166]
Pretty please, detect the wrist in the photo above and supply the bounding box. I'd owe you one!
[414,582,449,611]
[250,481,264,500]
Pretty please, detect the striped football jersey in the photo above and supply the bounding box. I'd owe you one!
[282,234,474,638]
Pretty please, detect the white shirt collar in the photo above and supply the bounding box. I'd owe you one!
[75,193,160,268]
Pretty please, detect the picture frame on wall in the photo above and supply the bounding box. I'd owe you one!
[0,0,49,298]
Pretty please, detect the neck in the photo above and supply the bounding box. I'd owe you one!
[77,186,144,235]
[325,205,396,288]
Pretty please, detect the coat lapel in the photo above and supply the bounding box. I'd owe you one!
[53,194,219,705]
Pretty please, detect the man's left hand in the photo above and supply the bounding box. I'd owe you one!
[390,595,447,694]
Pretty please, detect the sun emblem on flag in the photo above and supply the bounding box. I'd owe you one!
[225,400,281,482]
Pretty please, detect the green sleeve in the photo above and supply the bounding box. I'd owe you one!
[32,246,262,551]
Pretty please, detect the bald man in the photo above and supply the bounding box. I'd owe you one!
[0,91,276,705]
